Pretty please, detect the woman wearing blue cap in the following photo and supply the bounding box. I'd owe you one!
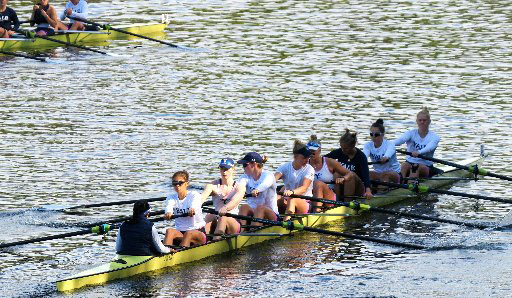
[230,152,279,231]
[116,200,170,256]
[307,135,353,211]
[201,158,243,240]
[275,140,315,220]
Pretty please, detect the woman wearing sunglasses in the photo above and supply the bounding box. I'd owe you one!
[163,171,207,247]
[201,158,243,240]
[363,119,401,186]
[225,152,278,231]
[275,140,315,221]
[307,135,352,211]
[393,108,441,179]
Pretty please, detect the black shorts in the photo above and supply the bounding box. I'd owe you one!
[35,27,55,35]
[405,161,443,177]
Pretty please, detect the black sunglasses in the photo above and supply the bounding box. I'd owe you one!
[370,132,382,137]
[172,180,186,186]
[242,163,249,168]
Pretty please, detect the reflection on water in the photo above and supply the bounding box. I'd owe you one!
[1,0,512,297]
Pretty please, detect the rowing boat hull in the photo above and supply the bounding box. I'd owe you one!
[0,23,167,51]
[56,155,485,292]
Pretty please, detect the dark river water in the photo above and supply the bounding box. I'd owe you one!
[1,0,512,297]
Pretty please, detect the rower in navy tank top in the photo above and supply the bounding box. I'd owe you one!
[307,135,352,211]
[30,0,68,36]
[393,107,441,179]
[363,119,401,188]
[115,200,170,256]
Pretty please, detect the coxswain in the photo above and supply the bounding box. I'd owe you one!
[325,129,373,200]
[307,135,353,211]
[363,119,401,187]
[275,140,315,221]
[163,171,207,247]
[115,200,170,256]
[0,0,19,38]
[393,107,441,179]
[201,158,243,240]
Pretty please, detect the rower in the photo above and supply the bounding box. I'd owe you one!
[307,135,352,211]
[0,0,19,38]
[30,0,68,36]
[60,0,88,31]
[363,119,401,187]
[275,140,315,220]
[201,158,243,240]
[115,200,170,256]
[393,107,441,179]
[325,129,373,201]
[163,171,207,247]
[233,152,279,231]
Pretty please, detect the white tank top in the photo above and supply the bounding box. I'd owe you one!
[314,157,334,189]
[211,179,239,214]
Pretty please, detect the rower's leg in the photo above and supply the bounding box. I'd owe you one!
[204,216,217,235]
[0,28,8,38]
[253,206,277,227]
[212,216,239,240]
[238,204,253,232]
[180,230,206,247]
[283,197,295,221]
[343,172,357,199]
[277,195,287,214]
[417,165,430,178]
[382,171,400,184]
[312,180,324,212]
[163,228,183,246]
[371,171,386,191]
[55,22,68,31]
[332,172,344,201]
[400,162,411,179]
[70,21,85,31]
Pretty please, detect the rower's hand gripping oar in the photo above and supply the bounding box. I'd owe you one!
[15,29,109,55]
[279,192,490,229]
[202,207,426,249]
[0,50,47,62]
[67,16,179,48]
[396,149,512,182]
[0,213,188,249]
[371,180,512,205]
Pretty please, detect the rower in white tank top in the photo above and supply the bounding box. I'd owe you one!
[210,178,239,214]
[314,157,335,190]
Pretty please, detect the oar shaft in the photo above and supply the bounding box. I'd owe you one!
[282,193,489,229]
[373,180,512,204]
[68,17,178,48]
[15,29,107,55]
[202,207,426,249]
[397,149,512,182]
[68,197,167,210]
[0,50,46,62]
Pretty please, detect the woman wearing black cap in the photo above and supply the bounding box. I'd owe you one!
[201,158,243,240]
[115,200,170,256]
[227,152,279,231]
[275,140,315,220]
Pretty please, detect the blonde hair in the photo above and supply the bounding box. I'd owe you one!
[339,129,357,147]
[417,107,431,120]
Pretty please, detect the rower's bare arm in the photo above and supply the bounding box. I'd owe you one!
[46,7,61,28]
[274,172,283,181]
[200,183,215,202]
[328,158,350,176]
[285,178,312,196]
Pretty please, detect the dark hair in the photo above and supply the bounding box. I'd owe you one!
[172,170,190,182]
[371,119,385,133]
[292,140,311,157]
[130,199,150,223]
[339,129,357,147]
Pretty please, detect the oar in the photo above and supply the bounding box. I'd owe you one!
[0,213,187,249]
[67,16,179,48]
[0,50,46,62]
[202,207,426,249]
[15,29,108,55]
[396,149,512,182]
[281,193,490,229]
[371,180,512,204]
